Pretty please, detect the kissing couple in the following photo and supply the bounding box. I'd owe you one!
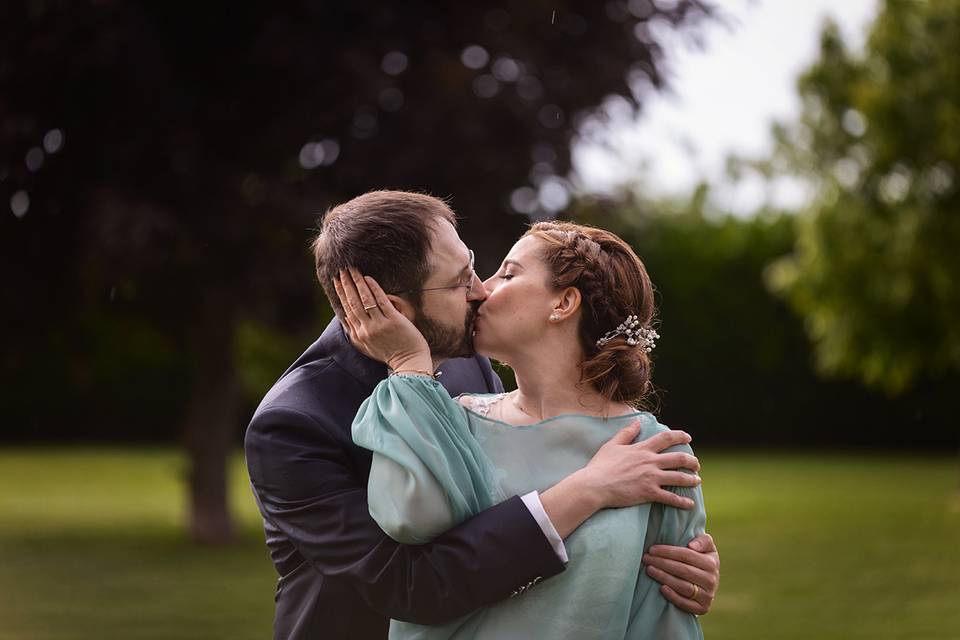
[245,190,719,640]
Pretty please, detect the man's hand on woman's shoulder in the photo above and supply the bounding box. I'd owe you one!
[581,423,702,510]
[539,422,701,539]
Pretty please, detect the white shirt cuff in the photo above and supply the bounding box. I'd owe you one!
[520,490,569,564]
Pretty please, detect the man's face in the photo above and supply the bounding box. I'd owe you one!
[413,219,486,360]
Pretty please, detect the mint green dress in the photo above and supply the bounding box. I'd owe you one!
[353,375,705,640]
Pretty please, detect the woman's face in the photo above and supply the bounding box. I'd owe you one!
[474,235,559,362]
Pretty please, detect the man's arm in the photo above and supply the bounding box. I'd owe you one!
[643,534,719,615]
[245,406,564,626]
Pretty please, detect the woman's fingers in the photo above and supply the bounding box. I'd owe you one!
[337,270,367,320]
[364,276,397,319]
[349,268,384,318]
[332,277,357,334]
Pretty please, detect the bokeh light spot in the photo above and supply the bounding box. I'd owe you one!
[842,109,867,137]
[299,139,340,169]
[351,107,379,139]
[492,57,521,82]
[473,75,500,98]
[381,51,408,76]
[25,147,44,172]
[538,177,570,212]
[509,187,538,214]
[11,190,30,218]
[461,45,490,70]
[517,76,543,101]
[43,129,64,154]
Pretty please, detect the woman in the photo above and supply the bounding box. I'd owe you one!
[343,221,705,639]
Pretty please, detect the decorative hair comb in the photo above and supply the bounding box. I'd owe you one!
[596,315,659,353]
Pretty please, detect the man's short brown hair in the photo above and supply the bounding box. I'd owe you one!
[311,190,457,318]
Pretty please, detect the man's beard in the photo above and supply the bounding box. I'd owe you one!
[414,303,478,360]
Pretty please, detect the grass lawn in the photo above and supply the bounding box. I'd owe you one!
[0,448,957,639]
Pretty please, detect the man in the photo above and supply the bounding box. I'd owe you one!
[245,191,719,640]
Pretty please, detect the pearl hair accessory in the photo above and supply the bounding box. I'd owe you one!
[595,315,659,352]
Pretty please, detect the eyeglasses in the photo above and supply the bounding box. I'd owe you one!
[389,250,477,296]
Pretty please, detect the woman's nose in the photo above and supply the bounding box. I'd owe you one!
[482,274,497,294]
[467,272,488,302]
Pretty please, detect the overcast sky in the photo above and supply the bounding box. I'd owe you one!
[571,0,878,215]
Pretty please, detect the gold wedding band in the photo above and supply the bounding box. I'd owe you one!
[690,583,700,600]
[363,304,378,311]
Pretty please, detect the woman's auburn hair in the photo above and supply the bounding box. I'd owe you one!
[524,221,657,408]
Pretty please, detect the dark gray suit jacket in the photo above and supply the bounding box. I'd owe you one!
[245,318,564,639]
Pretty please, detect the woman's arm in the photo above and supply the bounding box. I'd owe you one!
[353,374,505,543]
[627,440,706,639]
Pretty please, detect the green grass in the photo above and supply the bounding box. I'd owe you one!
[0,449,957,639]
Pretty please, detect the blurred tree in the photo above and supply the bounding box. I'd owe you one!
[0,1,712,543]
[761,0,960,394]
[570,191,956,449]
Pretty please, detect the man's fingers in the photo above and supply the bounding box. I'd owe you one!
[640,429,691,452]
[688,532,716,555]
[651,489,695,510]
[659,471,701,488]
[655,452,700,472]
[659,584,709,616]
[646,544,720,575]
[641,555,713,592]
[645,565,707,605]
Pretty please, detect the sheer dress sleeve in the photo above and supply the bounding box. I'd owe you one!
[628,435,706,640]
[352,374,505,544]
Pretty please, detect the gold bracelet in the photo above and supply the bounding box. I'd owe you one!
[389,368,442,380]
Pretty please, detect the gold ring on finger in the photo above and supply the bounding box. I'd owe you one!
[690,583,700,600]
[363,304,378,311]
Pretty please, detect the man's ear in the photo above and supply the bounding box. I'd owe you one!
[387,294,417,322]
[551,286,581,322]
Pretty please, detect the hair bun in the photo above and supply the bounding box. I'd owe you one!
[525,221,657,408]
[581,342,653,406]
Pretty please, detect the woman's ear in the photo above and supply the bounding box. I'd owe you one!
[550,286,581,322]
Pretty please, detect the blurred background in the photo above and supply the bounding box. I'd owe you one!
[1,1,957,638]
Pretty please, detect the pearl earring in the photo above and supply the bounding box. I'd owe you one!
[549,312,560,322]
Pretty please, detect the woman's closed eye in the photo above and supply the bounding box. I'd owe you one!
[500,273,515,281]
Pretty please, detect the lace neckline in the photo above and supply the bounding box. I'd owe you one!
[461,393,643,428]
[466,393,507,417]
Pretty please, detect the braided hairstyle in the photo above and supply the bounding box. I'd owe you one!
[525,221,657,408]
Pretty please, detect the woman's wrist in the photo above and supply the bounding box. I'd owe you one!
[387,353,434,376]
[390,368,441,379]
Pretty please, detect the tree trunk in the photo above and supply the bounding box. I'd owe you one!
[182,297,240,545]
